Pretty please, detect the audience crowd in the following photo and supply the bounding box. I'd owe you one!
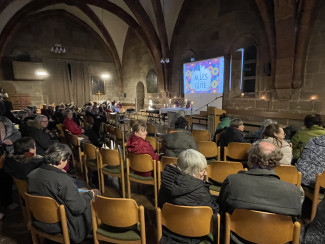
[0,88,324,243]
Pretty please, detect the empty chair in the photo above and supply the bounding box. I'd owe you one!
[126,153,158,207]
[157,203,219,244]
[91,196,146,244]
[225,209,301,244]
[197,141,220,163]
[223,142,252,161]
[98,148,125,197]
[192,129,211,141]
[304,171,325,220]
[25,192,70,244]
[274,165,302,187]
[83,143,100,190]
[206,161,244,196]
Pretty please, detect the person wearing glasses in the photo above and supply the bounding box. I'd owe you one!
[25,115,57,156]
[261,123,292,165]
[158,149,218,243]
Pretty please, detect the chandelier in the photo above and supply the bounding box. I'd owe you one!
[160,57,170,63]
[50,44,66,54]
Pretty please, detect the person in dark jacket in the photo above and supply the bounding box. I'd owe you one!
[300,197,325,244]
[4,137,43,180]
[163,116,198,157]
[158,149,219,244]
[27,143,100,244]
[218,141,301,244]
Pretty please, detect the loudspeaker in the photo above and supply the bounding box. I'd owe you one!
[264,63,271,76]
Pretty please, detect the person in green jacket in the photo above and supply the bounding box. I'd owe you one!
[291,114,325,163]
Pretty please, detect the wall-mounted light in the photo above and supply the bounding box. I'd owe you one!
[35,70,49,78]
[101,73,110,80]
[310,95,317,101]
[260,95,266,100]
[240,92,245,97]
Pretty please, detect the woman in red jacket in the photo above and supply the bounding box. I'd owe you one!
[127,123,159,176]
[63,110,88,140]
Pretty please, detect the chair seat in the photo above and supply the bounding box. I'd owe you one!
[103,165,121,174]
[199,233,214,244]
[130,172,154,181]
[209,184,221,192]
[86,159,97,167]
[303,186,325,200]
[97,224,141,241]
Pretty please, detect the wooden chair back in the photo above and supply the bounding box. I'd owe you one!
[13,178,29,227]
[157,203,219,244]
[56,123,67,144]
[99,148,125,197]
[146,136,159,153]
[310,171,325,220]
[126,153,158,207]
[224,142,252,161]
[185,115,193,131]
[197,141,220,161]
[91,196,145,244]
[207,161,244,184]
[146,122,157,138]
[225,209,300,244]
[192,129,211,142]
[71,134,84,173]
[114,127,126,160]
[157,156,178,190]
[83,143,100,190]
[274,165,302,187]
[25,193,70,244]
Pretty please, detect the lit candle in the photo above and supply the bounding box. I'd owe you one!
[191,101,194,109]
[185,99,188,104]
[169,99,171,105]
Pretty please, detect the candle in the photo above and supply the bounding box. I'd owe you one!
[185,99,188,104]
[169,99,171,104]
[191,101,194,109]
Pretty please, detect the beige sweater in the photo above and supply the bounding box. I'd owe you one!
[261,137,292,165]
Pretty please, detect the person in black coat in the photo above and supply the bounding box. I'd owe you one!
[158,149,219,244]
[27,143,100,244]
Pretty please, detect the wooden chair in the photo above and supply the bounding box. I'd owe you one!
[197,141,220,163]
[157,156,178,190]
[56,123,67,144]
[114,127,127,161]
[98,148,125,197]
[274,165,302,187]
[223,142,252,161]
[91,196,146,244]
[185,115,193,131]
[83,143,101,191]
[146,122,157,139]
[71,134,84,173]
[192,129,211,142]
[13,178,29,228]
[225,209,301,244]
[146,136,160,154]
[206,161,244,196]
[304,171,325,220]
[25,193,70,244]
[107,125,116,147]
[157,203,219,244]
[126,153,158,207]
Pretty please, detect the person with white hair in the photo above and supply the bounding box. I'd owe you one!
[158,149,218,243]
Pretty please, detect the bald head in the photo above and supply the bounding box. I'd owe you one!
[247,141,283,169]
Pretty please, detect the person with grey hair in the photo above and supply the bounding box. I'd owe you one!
[25,114,57,156]
[218,118,246,156]
[254,118,277,142]
[158,149,218,243]
[218,141,301,243]
[27,143,100,244]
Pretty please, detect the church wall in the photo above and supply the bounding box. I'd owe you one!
[121,29,160,106]
[0,10,118,107]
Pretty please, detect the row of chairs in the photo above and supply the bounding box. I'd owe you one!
[21,190,302,244]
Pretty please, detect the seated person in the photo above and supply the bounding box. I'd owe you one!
[26,115,57,156]
[296,134,325,188]
[63,110,89,140]
[261,124,292,165]
[127,123,159,176]
[4,137,43,180]
[162,116,198,157]
[291,114,325,162]
[158,149,219,243]
[27,143,100,244]
[300,197,325,244]
[219,118,246,157]
[218,141,301,243]
[253,119,277,142]
[212,113,231,141]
